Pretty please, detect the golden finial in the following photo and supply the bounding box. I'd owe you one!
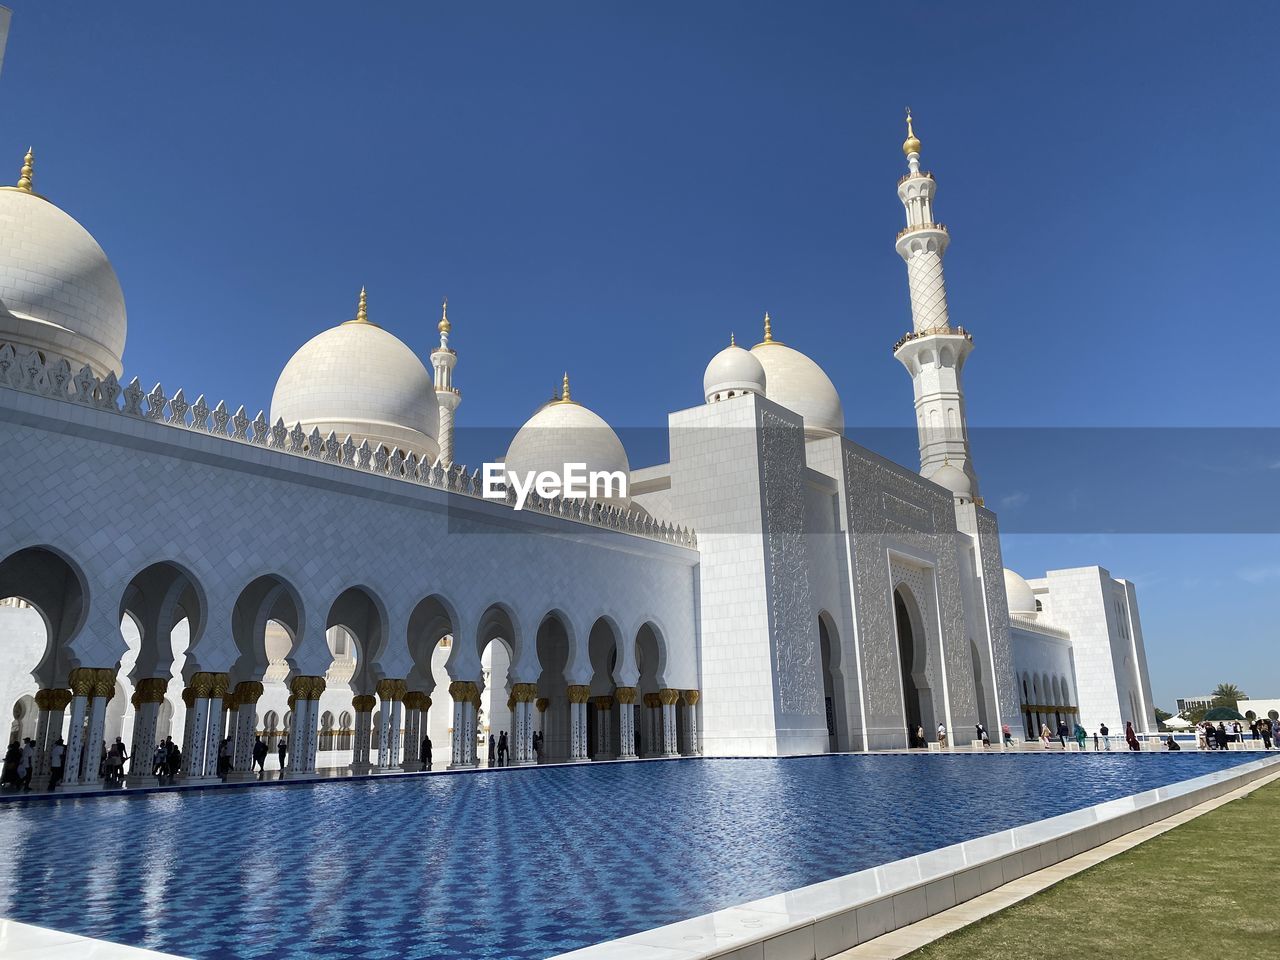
[730,332,736,347]
[561,371,572,402]
[902,107,922,157]
[16,147,34,193]
[439,296,451,334]
[763,311,773,343]
[355,286,368,323]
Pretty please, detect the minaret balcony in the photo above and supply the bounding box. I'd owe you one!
[895,221,948,241]
[898,170,935,186]
[892,325,973,353]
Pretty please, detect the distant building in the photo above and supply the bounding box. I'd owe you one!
[1176,696,1215,714]
[1237,699,1280,722]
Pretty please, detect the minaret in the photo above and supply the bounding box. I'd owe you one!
[431,297,461,465]
[892,110,979,497]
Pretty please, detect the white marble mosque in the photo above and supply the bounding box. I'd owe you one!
[0,110,1158,791]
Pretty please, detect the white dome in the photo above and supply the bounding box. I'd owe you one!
[750,334,843,439]
[930,462,972,501]
[1003,569,1037,616]
[0,184,127,376]
[271,311,439,461]
[704,340,766,402]
[505,384,630,506]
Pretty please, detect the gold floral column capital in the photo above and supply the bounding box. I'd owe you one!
[682,689,701,706]
[376,678,405,701]
[191,672,216,699]
[92,667,118,699]
[181,687,196,709]
[68,667,96,697]
[448,680,478,704]
[643,692,661,709]
[614,686,637,705]
[136,677,170,703]
[511,682,539,703]
[567,684,592,704]
[234,680,264,704]
[592,695,614,710]
[352,694,376,713]
[535,697,549,713]
[658,688,681,706]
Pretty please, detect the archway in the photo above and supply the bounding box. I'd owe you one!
[635,622,667,757]
[407,594,457,770]
[535,611,572,761]
[818,613,846,752]
[586,617,621,759]
[893,586,934,745]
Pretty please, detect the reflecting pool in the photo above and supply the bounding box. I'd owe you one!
[0,752,1258,959]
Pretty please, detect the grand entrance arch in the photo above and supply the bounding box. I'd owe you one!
[893,585,935,746]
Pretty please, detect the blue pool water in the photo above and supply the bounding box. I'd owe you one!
[0,752,1260,959]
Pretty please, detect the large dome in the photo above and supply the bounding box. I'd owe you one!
[750,316,843,438]
[0,157,127,377]
[271,292,439,461]
[1003,569,1037,617]
[504,376,630,506]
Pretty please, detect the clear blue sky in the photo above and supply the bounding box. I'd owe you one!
[3,2,1277,709]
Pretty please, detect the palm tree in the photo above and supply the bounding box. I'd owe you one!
[1211,682,1246,706]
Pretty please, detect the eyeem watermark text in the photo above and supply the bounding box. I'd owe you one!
[482,462,627,510]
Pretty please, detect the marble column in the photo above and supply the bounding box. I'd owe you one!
[127,677,168,786]
[350,694,374,772]
[510,683,537,765]
[202,673,229,779]
[82,668,117,786]
[179,687,196,778]
[681,690,701,756]
[303,677,325,773]
[401,692,423,772]
[535,698,549,762]
[184,673,216,779]
[227,681,264,780]
[642,693,661,757]
[615,687,637,760]
[285,680,307,775]
[449,680,478,769]
[60,668,94,787]
[593,696,613,760]
[567,685,590,761]
[33,687,72,786]
[375,678,406,771]
[659,688,680,756]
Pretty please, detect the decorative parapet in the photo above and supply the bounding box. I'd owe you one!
[1009,614,1070,641]
[892,324,973,353]
[0,340,697,550]
[895,220,948,240]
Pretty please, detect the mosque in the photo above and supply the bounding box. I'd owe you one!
[0,106,1157,789]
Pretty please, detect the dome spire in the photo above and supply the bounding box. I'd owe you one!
[762,311,774,343]
[561,371,572,403]
[438,297,450,335]
[730,332,735,346]
[903,107,922,158]
[354,286,369,324]
[15,147,34,193]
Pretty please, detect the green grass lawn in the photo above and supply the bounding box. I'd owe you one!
[906,779,1280,959]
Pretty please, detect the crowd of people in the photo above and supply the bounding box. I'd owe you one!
[1197,718,1276,751]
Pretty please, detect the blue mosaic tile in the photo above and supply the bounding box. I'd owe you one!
[0,753,1258,959]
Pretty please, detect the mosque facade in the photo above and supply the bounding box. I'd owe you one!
[0,114,1157,789]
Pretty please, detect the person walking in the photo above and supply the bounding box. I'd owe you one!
[106,737,128,787]
[1263,719,1274,750]
[165,737,181,780]
[1093,728,1100,751]
[217,737,232,778]
[1250,720,1260,742]
[1125,721,1140,751]
[49,737,66,789]
[488,733,497,767]
[252,736,268,775]
[1039,723,1052,748]
[936,723,948,748]
[1001,722,1013,746]
[1215,722,1229,750]
[1057,719,1070,747]
[1099,722,1111,750]
[152,743,169,782]
[1074,722,1087,751]
[420,733,432,770]
[17,739,35,791]
[497,731,509,766]
[277,736,288,770]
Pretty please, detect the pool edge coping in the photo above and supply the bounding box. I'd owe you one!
[548,753,1280,960]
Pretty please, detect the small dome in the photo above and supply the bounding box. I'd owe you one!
[271,293,439,461]
[750,320,843,438]
[1003,569,1037,617]
[930,462,972,500]
[0,162,127,376]
[703,338,766,402]
[504,377,630,507]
